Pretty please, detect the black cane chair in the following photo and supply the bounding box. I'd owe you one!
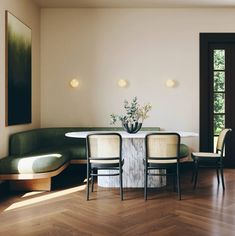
[86,133,124,200]
[144,133,181,200]
[191,128,232,190]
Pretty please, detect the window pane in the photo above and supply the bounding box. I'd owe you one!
[214,93,225,113]
[214,114,225,136]
[214,49,225,70]
[214,71,225,91]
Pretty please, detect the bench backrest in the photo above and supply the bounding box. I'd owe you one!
[9,127,160,155]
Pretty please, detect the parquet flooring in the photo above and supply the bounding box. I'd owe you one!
[1,167,235,236]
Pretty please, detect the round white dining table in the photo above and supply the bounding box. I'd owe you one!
[66,131,198,188]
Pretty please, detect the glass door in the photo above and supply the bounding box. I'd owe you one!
[200,34,235,167]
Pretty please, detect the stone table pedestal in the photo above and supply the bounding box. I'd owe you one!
[98,138,166,188]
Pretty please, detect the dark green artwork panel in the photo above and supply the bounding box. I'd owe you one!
[6,11,31,126]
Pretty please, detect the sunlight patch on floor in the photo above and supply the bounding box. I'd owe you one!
[4,185,86,212]
[21,191,45,198]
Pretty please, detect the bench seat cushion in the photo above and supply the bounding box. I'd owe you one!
[0,148,71,174]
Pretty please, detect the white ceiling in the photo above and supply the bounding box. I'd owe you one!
[33,0,235,8]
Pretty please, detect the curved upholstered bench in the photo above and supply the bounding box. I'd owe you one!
[0,127,189,191]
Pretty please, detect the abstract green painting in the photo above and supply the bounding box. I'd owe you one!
[6,11,31,126]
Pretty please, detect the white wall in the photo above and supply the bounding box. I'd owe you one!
[0,0,40,157]
[40,8,235,149]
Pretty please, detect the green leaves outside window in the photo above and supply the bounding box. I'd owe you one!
[214,50,225,70]
[214,71,225,92]
[214,93,225,113]
[213,49,225,138]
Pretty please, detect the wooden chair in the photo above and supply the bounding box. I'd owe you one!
[191,128,232,190]
[144,133,181,200]
[86,133,124,200]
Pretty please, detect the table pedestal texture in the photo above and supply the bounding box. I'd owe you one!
[98,138,166,188]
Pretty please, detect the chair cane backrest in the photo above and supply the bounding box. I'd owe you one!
[87,133,122,159]
[146,133,180,162]
[216,128,232,154]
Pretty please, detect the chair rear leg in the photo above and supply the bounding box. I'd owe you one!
[119,167,123,201]
[87,164,90,201]
[220,164,225,190]
[191,161,195,183]
[177,164,181,200]
[216,164,220,185]
[144,166,148,201]
[193,161,199,189]
[91,169,94,192]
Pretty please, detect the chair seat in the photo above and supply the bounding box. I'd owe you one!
[90,159,119,164]
[192,152,220,158]
[147,156,189,164]
[148,159,177,164]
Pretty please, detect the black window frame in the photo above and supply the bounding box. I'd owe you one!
[200,33,235,152]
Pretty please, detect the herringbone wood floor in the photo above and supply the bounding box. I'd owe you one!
[1,166,235,236]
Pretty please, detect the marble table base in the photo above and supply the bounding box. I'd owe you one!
[98,138,166,188]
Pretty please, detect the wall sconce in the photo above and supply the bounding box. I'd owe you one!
[118,79,128,88]
[70,79,79,88]
[166,79,176,88]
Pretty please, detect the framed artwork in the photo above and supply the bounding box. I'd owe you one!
[5,11,32,126]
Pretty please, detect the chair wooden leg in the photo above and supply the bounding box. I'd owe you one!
[193,161,199,189]
[191,161,195,183]
[220,165,225,190]
[91,169,94,192]
[144,166,148,201]
[87,164,90,201]
[177,164,181,200]
[119,167,123,201]
[216,164,220,185]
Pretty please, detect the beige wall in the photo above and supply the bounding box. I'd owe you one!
[0,0,40,157]
[40,8,235,149]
